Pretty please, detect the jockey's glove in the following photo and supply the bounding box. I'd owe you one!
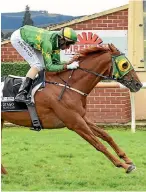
[67,61,79,70]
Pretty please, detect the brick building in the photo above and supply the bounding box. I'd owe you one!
[1,3,146,123]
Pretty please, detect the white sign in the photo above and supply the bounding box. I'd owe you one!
[60,30,127,61]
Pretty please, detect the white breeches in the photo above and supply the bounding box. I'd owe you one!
[10,29,45,71]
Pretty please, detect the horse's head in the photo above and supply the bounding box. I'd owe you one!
[108,44,142,92]
[70,43,142,94]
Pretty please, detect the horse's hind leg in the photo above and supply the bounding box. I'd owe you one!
[84,117,133,165]
[1,119,8,174]
[1,164,7,175]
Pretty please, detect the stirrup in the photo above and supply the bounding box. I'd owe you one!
[15,93,28,103]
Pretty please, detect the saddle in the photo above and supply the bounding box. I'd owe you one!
[1,69,82,131]
[1,70,45,131]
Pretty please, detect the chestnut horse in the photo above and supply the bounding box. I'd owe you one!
[1,44,142,174]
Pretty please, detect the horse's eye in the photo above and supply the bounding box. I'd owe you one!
[122,62,129,69]
[118,61,130,72]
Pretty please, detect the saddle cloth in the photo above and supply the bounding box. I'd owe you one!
[1,70,45,112]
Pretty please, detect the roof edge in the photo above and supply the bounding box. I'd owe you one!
[1,4,128,44]
[47,4,128,30]
[1,40,10,45]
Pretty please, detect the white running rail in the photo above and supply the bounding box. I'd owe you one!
[96,82,146,132]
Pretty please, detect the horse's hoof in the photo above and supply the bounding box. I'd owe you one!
[126,164,136,174]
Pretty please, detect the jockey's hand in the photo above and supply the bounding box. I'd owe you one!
[72,54,80,61]
[67,61,79,70]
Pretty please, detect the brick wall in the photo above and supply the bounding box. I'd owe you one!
[1,9,128,62]
[56,9,128,30]
[1,8,131,124]
[87,87,131,123]
[1,42,24,62]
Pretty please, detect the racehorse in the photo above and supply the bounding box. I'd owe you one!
[1,44,142,174]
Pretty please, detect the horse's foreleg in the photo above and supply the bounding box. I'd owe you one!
[72,120,135,173]
[84,117,133,165]
[1,119,8,174]
[52,103,134,173]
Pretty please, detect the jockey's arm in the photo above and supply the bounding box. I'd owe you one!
[51,50,67,65]
[42,42,67,72]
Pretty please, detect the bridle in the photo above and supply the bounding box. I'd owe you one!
[78,53,135,89]
[78,53,125,81]
[45,52,134,100]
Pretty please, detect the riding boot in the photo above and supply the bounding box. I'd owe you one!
[15,77,33,103]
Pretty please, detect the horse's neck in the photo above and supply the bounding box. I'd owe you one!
[72,66,101,94]
[63,53,110,94]
[45,53,110,95]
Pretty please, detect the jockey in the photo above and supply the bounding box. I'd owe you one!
[10,25,79,103]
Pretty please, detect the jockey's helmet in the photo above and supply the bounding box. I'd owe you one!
[59,27,77,43]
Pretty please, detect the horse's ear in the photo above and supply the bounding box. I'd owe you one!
[108,43,117,52]
[111,43,116,49]
[111,43,120,52]
[108,43,113,52]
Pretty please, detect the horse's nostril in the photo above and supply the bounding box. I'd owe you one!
[135,82,142,89]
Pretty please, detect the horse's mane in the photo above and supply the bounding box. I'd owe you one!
[71,44,118,62]
[77,45,108,57]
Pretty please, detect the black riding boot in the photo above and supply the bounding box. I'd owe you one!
[15,77,33,103]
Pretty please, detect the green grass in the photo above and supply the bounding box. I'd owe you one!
[1,127,146,191]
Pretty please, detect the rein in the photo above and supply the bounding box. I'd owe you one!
[78,66,116,81]
[45,53,128,99]
[72,54,126,81]
[77,53,125,81]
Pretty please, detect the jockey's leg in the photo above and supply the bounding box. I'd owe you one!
[10,29,44,103]
[15,67,39,103]
[26,66,40,79]
[15,76,33,103]
[84,117,133,165]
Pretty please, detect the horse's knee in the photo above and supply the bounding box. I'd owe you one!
[102,134,113,142]
[96,143,107,152]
